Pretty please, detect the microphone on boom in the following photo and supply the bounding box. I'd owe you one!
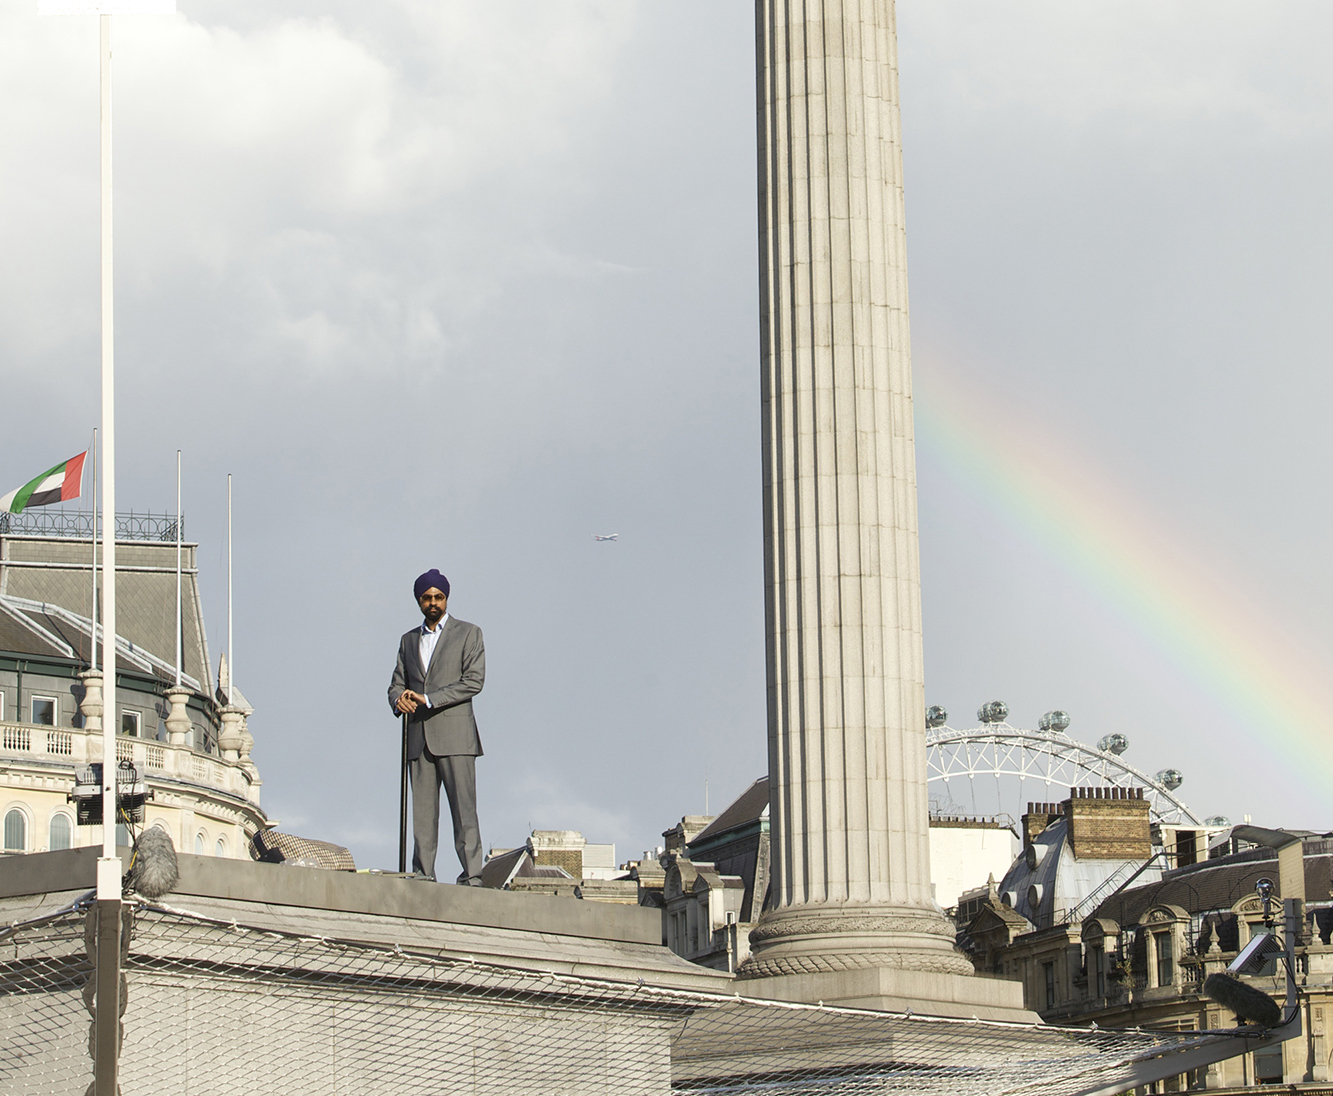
[1203,972,1282,1029]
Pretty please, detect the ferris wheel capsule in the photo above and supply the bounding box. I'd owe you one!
[1156,768,1184,791]
[1098,733,1129,755]
[977,701,1008,724]
[925,705,948,728]
[1039,710,1071,733]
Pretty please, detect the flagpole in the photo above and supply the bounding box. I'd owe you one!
[227,473,233,695]
[90,427,98,671]
[175,451,182,686]
[97,12,120,902]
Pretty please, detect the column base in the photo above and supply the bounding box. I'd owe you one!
[740,903,975,979]
[736,965,1036,1023]
[736,904,1033,1021]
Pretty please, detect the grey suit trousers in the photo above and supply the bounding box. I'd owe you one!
[411,748,482,884]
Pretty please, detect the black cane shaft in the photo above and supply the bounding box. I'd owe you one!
[398,713,408,873]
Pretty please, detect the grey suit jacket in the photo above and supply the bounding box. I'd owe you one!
[388,616,485,759]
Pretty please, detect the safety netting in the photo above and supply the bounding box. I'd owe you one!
[0,897,1243,1095]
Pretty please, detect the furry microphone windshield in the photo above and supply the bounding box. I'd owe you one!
[124,827,180,899]
[1204,972,1283,1029]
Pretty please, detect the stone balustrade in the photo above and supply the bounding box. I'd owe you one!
[0,720,258,806]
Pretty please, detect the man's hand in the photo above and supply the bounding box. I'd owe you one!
[395,690,427,715]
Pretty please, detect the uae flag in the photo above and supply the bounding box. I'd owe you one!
[1,452,88,514]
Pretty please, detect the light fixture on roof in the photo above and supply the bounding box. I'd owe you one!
[68,760,150,826]
[977,701,1008,724]
[1097,733,1129,755]
[1038,710,1070,733]
[925,705,948,728]
[1156,768,1184,791]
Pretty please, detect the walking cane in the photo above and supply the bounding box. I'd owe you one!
[398,713,409,873]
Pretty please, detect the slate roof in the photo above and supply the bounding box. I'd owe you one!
[690,777,768,848]
[1094,844,1333,926]
[0,599,70,659]
[0,534,212,691]
[479,847,574,889]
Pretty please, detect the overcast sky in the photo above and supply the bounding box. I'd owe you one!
[1,1,1329,869]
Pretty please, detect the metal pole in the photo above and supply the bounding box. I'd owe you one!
[227,473,232,694]
[97,11,119,877]
[95,16,122,1096]
[1285,897,1302,1024]
[399,714,409,873]
[175,450,181,686]
[90,427,98,670]
[93,898,122,1096]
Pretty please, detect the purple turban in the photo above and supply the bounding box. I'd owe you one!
[413,569,450,600]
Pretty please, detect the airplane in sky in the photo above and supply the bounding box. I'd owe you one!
[591,533,619,542]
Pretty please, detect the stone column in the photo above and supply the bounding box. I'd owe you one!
[78,669,104,733]
[743,0,979,991]
[218,707,243,762]
[163,686,193,747]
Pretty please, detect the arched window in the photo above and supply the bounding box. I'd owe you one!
[49,813,72,851]
[4,809,27,852]
[195,833,205,856]
[215,838,227,859]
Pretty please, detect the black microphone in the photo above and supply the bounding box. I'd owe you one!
[1204,972,1282,1028]
[124,827,180,899]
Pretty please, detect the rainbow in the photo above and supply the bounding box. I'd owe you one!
[912,361,1333,795]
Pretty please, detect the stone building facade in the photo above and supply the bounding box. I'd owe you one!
[963,792,1333,1090]
[0,512,266,860]
[652,779,770,972]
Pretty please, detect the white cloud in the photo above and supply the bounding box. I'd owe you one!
[0,2,639,365]
[901,0,1333,133]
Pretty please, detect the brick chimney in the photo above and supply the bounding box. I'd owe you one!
[1065,787,1151,860]
[1022,802,1065,852]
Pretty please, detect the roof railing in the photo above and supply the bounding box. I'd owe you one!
[0,510,183,542]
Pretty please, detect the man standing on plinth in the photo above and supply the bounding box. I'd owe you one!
[389,569,485,885]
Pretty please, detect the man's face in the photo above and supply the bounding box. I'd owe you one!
[418,587,448,626]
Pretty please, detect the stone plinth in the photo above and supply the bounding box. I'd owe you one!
[745,0,1025,1017]
[0,847,733,993]
[0,850,726,1095]
[739,966,1037,1023]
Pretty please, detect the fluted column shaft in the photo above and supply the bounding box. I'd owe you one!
[747,0,965,979]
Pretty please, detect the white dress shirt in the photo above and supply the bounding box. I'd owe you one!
[417,614,449,708]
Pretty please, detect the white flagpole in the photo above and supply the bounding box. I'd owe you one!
[175,450,182,686]
[227,473,232,695]
[90,426,98,671]
[97,12,119,895]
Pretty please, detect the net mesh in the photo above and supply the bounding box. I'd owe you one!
[0,897,1240,1095]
